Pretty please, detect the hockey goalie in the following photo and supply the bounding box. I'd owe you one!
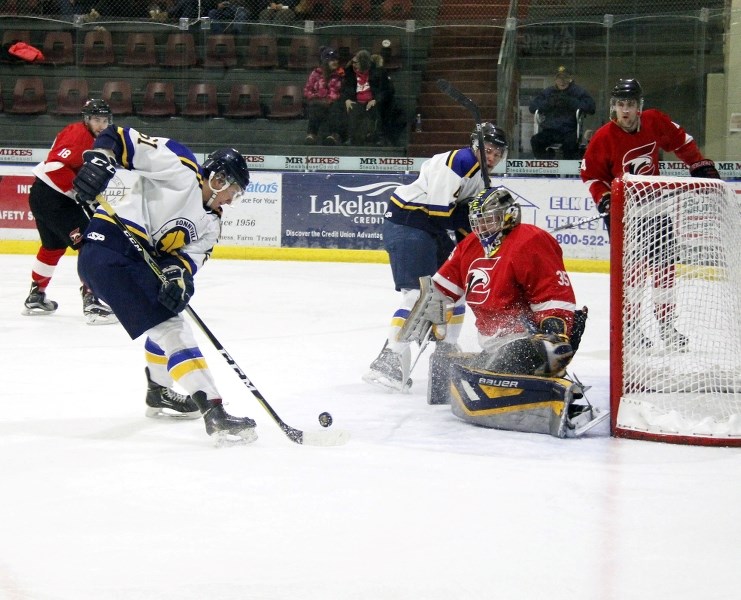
[399,187,607,438]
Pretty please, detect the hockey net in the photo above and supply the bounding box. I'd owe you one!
[610,173,741,446]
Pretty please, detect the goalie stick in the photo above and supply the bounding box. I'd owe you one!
[436,78,492,189]
[94,194,349,447]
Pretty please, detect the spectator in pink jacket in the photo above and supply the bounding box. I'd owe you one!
[303,46,346,145]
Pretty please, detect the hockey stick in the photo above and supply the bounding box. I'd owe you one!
[550,213,606,233]
[436,78,491,189]
[94,194,349,447]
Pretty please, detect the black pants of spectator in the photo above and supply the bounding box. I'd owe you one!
[347,102,381,145]
[306,101,345,140]
[531,129,580,159]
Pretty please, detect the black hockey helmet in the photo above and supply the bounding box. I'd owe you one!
[470,122,508,151]
[81,98,112,120]
[203,148,250,191]
[469,187,521,255]
[611,79,643,101]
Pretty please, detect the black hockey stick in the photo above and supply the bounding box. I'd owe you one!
[550,213,606,233]
[94,194,349,447]
[436,78,491,188]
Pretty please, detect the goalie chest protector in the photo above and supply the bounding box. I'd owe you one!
[449,363,579,437]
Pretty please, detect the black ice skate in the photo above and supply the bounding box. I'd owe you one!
[362,347,412,392]
[660,324,689,352]
[22,282,58,316]
[192,391,258,444]
[82,287,118,326]
[145,367,200,419]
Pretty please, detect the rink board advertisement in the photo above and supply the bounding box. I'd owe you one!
[279,172,415,250]
[1,164,739,263]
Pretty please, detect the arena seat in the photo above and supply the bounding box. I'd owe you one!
[182,83,219,117]
[224,83,262,118]
[53,78,90,116]
[138,81,177,117]
[7,77,47,114]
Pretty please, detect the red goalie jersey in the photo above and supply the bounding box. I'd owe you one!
[580,108,705,204]
[432,223,577,339]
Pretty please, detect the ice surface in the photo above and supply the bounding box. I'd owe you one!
[1,254,739,599]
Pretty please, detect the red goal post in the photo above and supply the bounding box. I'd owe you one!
[609,173,741,446]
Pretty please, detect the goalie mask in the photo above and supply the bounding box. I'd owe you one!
[468,187,521,255]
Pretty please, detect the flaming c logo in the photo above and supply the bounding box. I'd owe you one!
[465,258,500,305]
[622,142,656,175]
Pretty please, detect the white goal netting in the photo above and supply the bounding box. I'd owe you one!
[613,174,741,444]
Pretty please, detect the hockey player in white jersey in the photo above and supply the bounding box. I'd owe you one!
[73,125,256,443]
[363,123,508,392]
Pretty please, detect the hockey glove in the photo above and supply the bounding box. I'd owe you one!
[73,150,117,209]
[596,192,610,215]
[158,264,194,313]
[531,333,574,377]
[689,159,721,180]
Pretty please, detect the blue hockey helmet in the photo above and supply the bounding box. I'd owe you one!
[202,148,249,191]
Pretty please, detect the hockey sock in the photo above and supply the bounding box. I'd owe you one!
[386,288,419,354]
[31,247,66,291]
[146,318,221,400]
[144,337,174,388]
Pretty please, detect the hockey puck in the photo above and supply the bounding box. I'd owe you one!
[318,412,333,428]
[381,39,391,48]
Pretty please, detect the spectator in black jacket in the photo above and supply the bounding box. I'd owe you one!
[528,66,595,159]
[341,49,394,146]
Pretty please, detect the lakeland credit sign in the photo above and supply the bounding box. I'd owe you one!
[279,172,414,250]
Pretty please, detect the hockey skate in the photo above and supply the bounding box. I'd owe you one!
[660,324,689,352]
[362,347,412,392]
[82,287,118,325]
[145,367,200,419]
[22,282,58,316]
[192,391,258,445]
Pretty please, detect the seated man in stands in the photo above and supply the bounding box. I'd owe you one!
[528,66,595,159]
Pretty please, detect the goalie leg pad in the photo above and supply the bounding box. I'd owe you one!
[449,362,604,437]
[397,276,450,344]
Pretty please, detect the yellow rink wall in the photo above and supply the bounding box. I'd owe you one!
[0,238,610,274]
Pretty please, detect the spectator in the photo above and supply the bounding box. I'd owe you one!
[255,0,296,23]
[208,0,249,32]
[341,49,394,146]
[371,53,407,146]
[303,46,346,146]
[528,66,595,159]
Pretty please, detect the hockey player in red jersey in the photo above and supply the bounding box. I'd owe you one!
[22,99,117,324]
[581,78,721,351]
[581,78,720,222]
[363,123,508,392]
[397,188,602,436]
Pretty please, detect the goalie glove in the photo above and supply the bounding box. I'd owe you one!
[73,150,117,209]
[397,276,451,344]
[157,263,194,314]
[689,159,721,180]
[531,333,574,377]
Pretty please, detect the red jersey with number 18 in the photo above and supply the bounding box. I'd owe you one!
[433,223,577,338]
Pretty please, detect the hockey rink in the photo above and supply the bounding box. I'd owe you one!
[1,253,739,600]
